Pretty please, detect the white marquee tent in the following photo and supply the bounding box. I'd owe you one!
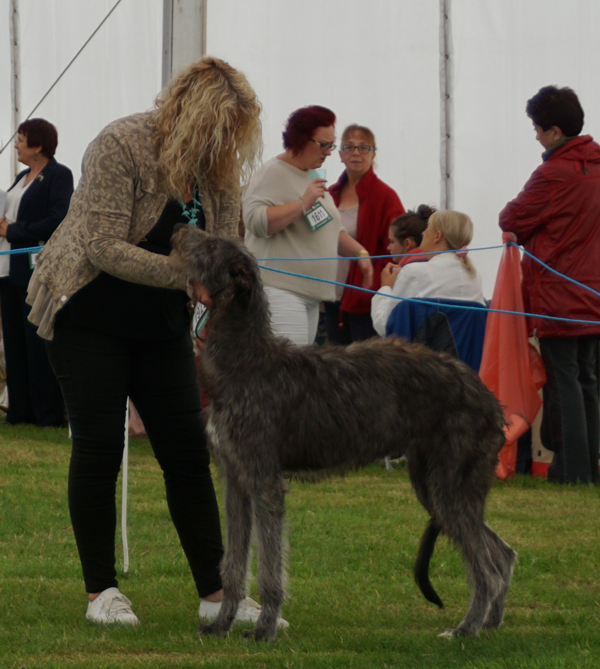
[2,0,600,296]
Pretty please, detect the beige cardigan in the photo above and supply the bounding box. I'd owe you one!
[27,111,240,339]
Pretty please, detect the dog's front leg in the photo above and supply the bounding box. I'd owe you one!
[198,469,252,637]
[242,478,287,642]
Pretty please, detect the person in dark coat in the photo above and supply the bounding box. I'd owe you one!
[0,118,73,426]
[500,86,600,485]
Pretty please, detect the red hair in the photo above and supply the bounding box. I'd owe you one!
[282,106,336,154]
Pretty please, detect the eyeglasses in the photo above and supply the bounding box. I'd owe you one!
[310,138,337,152]
[340,144,375,155]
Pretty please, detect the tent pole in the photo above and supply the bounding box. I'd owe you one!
[439,0,453,210]
[162,0,206,87]
[162,0,174,89]
[9,0,21,180]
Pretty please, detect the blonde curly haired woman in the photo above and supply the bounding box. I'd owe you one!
[26,57,279,629]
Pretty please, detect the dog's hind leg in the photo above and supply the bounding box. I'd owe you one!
[481,525,517,629]
[242,476,287,642]
[439,520,505,638]
[199,468,252,637]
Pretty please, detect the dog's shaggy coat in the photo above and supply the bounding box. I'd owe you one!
[171,227,516,641]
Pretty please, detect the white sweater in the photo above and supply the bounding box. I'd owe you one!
[243,157,342,301]
[371,252,486,336]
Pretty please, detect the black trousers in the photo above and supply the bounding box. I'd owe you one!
[0,278,64,426]
[540,335,600,485]
[46,317,224,596]
[323,300,378,344]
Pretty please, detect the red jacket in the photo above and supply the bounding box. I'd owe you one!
[329,167,404,314]
[499,135,600,338]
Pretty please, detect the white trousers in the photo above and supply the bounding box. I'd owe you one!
[264,286,320,346]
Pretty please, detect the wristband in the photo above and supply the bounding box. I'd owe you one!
[357,249,369,257]
[299,197,306,215]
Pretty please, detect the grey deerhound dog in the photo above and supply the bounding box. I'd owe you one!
[171,226,516,642]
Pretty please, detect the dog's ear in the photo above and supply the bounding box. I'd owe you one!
[229,255,254,293]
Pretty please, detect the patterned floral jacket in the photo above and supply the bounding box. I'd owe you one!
[27,111,241,339]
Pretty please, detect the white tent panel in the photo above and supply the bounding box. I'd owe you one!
[206,0,441,223]
[0,3,15,186]
[452,0,600,294]
[208,0,600,296]
[2,1,600,297]
[0,0,162,188]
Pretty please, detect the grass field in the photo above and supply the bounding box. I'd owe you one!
[0,422,599,668]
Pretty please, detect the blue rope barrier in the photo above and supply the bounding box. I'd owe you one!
[258,264,600,327]
[257,245,505,262]
[257,241,600,304]
[3,243,598,325]
[0,246,43,256]
[511,241,600,300]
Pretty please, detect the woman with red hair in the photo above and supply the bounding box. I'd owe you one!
[243,106,373,345]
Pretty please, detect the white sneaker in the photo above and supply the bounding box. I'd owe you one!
[199,596,289,629]
[86,587,140,626]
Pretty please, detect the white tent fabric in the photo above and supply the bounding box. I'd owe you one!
[0,0,161,188]
[206,0,600,295]
[2,0,600,294]
[451,0,600,295]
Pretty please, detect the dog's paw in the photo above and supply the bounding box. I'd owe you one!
[241,627,277,642]
[197,622,229,638]
[438,626,478,639]
[437,628,456,640]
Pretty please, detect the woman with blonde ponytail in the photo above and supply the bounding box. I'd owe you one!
[371,209,485,336]
[26,57,277,629]
[428,209,477,277]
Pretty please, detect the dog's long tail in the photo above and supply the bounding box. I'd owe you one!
[414,518,444,609]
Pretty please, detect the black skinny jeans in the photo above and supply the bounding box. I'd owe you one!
[47,318,224,596]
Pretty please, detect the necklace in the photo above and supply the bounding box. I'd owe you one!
[180,180,204,227]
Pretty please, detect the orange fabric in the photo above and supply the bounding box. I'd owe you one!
[479,243,546,479]
[398,247,429,267]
